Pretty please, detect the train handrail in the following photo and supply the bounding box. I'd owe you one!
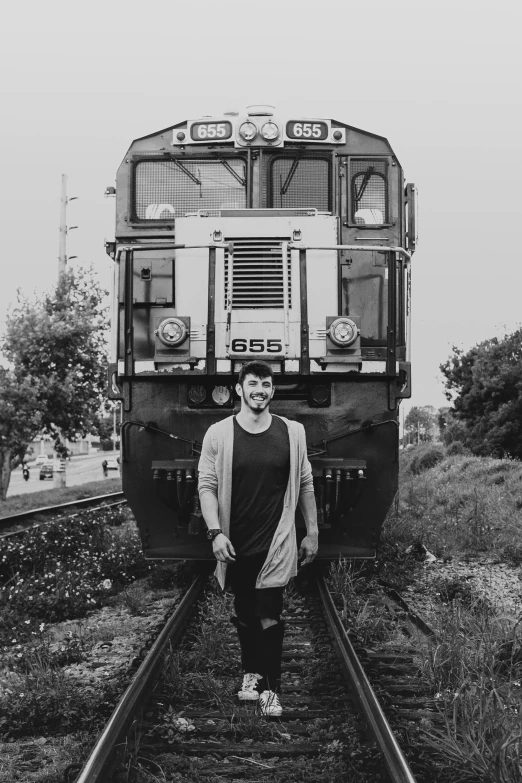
[288,244,411,259]
[114,243,411,259]
[282,241,290,352]
[225,242,234,352]
[115,242,408,380]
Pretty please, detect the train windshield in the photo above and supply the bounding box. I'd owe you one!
[268,156,331,210]
[134,158,247,219]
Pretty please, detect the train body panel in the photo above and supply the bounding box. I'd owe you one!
[109,107,416,562]
[121,379,398,560]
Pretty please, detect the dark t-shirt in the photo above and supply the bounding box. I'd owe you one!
[230,415,290,556]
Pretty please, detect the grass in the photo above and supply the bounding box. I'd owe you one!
[373,444,522,781]
[419,600,522,782]
[0,505,153,740]
[0,477,122,518]
[388,445,522,563]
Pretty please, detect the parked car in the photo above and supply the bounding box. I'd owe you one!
[106,458,119,471]
[39,463,54,480]
[34,455,53,467]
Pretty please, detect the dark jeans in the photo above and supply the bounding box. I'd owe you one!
[227,551,284,622]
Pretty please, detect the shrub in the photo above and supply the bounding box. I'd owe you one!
[407,443,446,475]
[446,441,471,457]
[0,508,150,633]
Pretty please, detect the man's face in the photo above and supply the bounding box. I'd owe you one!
[236,373,274,414]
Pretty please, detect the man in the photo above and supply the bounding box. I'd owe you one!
[198,360,318,716]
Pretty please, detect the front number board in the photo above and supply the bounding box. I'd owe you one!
[286,121,328,140]
[231,338,283,354]
[190,121,233,141]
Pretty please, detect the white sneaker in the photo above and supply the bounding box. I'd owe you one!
[237,673,262,701]
[258,690,283,716]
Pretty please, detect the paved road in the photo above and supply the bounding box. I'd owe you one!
[7,453,121,497]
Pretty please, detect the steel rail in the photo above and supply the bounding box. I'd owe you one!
[316,572,417,783]
[379,582,438,641]
[0,500,127,541]
[75,574,207,783]
[0,491,125,533]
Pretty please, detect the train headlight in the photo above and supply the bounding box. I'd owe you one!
[155,317,187,347]
[212,386,231,406]
[260,121,279,141]
[239,121,258,141]
[329,317,359,347]
[188,386,207,405]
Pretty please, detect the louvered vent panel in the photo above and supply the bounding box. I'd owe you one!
[224,238,292,310]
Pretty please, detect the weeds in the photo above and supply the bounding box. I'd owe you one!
[392,447,522,561]
[416,591,522,780]
[0,509,150,639]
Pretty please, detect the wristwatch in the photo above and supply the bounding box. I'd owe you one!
[206,528,223,541]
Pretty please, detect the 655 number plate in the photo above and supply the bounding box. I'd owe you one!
[231,338,283,353]
[286,120,328,140]
[190,121,233,141]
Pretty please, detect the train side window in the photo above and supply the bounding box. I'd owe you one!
[268,156,331,211]
[350,159,388,225]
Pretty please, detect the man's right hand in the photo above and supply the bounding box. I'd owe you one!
[212,534,236,563]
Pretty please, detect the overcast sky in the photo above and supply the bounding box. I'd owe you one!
[1,0,520,411]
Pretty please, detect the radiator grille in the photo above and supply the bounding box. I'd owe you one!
[224,238,292,310]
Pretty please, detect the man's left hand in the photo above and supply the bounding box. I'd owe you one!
[298,535,318,566]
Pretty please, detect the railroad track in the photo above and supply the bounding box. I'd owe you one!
[0,492,126,537]
[71,569,419,783]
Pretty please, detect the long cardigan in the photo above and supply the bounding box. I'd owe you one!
[197,415,314,590]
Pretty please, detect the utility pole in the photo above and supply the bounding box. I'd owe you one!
[54,175,78,488]
[58,174,78,279]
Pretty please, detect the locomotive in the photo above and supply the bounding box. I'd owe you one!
[106,106,416,561]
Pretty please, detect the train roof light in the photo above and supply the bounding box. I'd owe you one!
[239,121,258,141]
[155,318,187,347]
[260,121,279,141]
[329,318,359,347]
[247,104,275,116]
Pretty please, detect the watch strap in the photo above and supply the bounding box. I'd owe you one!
[207,528,223,541]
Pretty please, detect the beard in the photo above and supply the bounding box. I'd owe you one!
[244,392,270,414]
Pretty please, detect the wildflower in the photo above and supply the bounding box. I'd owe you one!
[24,620,30,625]
[39,623,45,632]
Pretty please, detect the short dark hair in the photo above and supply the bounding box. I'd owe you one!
[238,360,274,386]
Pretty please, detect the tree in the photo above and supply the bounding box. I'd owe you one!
[404,405,438,445]
[0,267,109,498]
[0,368,44,499]
[440,329,522,458]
